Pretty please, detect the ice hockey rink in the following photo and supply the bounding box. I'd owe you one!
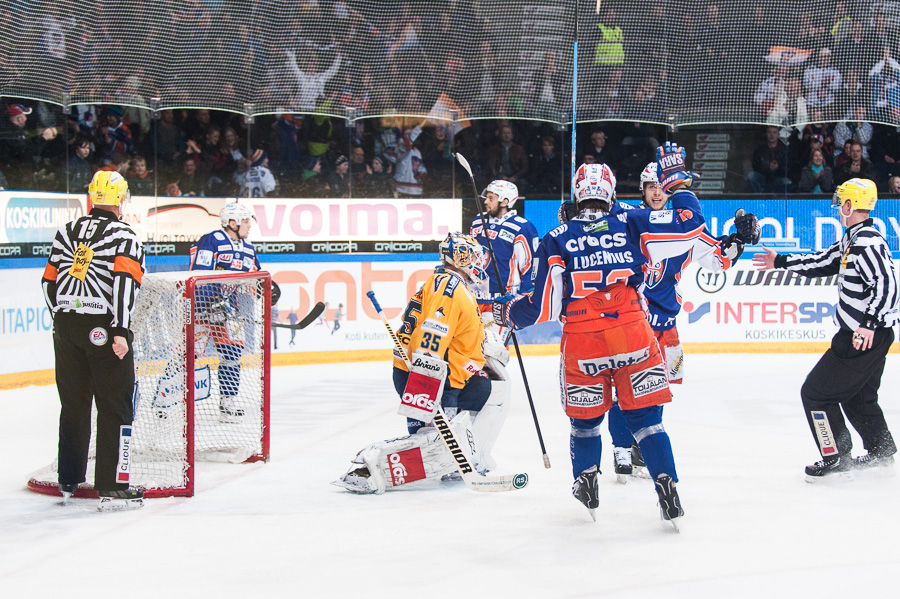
[1,352,898,598]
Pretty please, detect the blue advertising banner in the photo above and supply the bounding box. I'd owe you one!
[617,198,900,257]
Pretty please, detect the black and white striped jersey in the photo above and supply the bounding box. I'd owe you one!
[42,208,145,336]
[774,218,899,331]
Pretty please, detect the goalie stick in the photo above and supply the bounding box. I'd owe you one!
[366,290,528,493]
[456,152,551,469]
[271,301,326,330]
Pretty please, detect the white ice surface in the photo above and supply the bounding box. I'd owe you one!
[1,354,898,598]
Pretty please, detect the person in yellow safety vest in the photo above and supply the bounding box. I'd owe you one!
[594,8,625,66]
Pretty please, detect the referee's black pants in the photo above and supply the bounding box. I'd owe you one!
[801,327,896,458]
[53,313,135,492]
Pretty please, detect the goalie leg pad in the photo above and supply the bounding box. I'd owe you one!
[467,378,510,473]
[334,412,476,494]
[398,351,447,422]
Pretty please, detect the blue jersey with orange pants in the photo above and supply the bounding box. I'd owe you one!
[503,189,730,419]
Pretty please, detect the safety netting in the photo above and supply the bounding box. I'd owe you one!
[1,0,898,127]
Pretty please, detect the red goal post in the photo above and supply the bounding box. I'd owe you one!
[28,270,272,499]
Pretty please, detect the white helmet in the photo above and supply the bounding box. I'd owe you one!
[573,163,616,206]
[481,180,519,208]
[220,202,253,228]
[439,232,489,293]
[639,162,658,191]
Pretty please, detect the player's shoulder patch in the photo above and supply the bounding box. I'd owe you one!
[649,210,674,224]
[443,273,461,298]
[213,231,227,242]
[195,249,213,267]
[548,223,568,238]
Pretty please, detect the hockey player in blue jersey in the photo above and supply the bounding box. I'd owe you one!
[189,202,261,422]
[492,144,753,525]
[607,163,760,480]
[469,180,539,329]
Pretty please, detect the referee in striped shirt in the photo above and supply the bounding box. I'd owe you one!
[41,170,145,510]
[754,178,898,479]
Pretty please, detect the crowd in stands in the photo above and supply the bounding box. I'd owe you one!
[0,99,671,197]
[749,1,900,192]
[3,1,900,197]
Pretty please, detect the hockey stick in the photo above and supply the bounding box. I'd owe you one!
[366,290,528,492]
[272,301,326,330]
[455,153,551,469]
[570,0,578,204]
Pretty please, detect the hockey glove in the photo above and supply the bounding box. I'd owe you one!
[492,293,518,329]
[558,200,577,225]
[720,233,745,261]
[656,141,694,192]
[734,209,761,245]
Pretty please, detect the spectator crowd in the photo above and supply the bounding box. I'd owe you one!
[3,1,900,196]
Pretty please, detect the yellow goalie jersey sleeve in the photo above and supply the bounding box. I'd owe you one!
[394,270,485,389]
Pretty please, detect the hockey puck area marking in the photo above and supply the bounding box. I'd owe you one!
[89,327,108,346]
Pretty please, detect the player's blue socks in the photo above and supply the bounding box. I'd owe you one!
[607,403,634,448]
[216,343,242,396]
[570,416,604,479]
[622,406,678,482]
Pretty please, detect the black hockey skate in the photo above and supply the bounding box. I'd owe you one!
[613,447,632,483]
[632,442,645,468]
[854,453,895,470]
[572,468,599,521]
[654,474,683,530]
[218,398,245,423]
[805,454,852,481]
[630,442,651,479]
[59,483,78,505]
[97,488,144,512]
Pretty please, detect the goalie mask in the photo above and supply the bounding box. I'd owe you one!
[572,163,616,211]
[439,233,489,294]
[220,202,254,238]
[481,180,519,209]
[89,171,131,208]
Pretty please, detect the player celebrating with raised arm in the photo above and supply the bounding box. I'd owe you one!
[609,163,759,480]
[41,170,145,511]
[469,181,539,326]
[492,144,755,526]
[189,202,261,422]
[334,233,513,493]
[753,178,898,479]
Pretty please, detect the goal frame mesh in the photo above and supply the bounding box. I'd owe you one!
[27,270,272,499]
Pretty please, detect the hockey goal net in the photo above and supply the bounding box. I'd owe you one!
[28,270,271,498]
